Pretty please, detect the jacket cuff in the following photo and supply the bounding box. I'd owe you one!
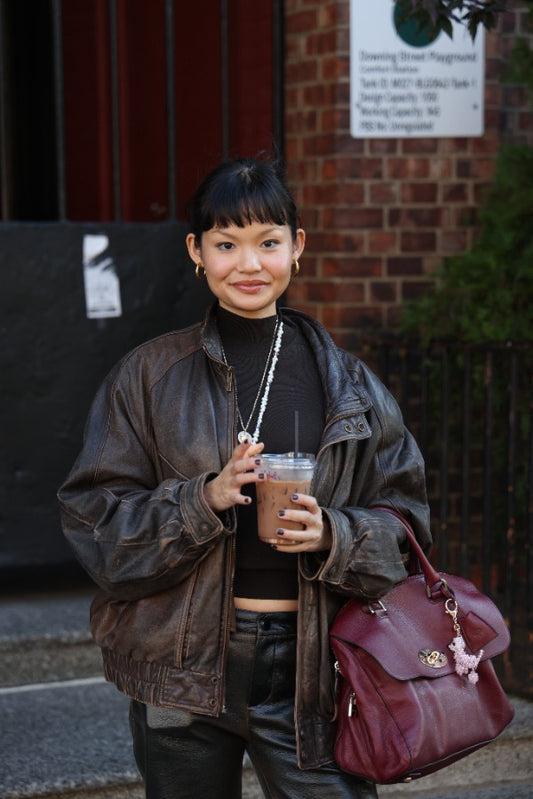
[299,508,377,587]
[299,508,344,582]
[178,473,233,543]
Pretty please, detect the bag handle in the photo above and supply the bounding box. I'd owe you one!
[370,506,492,682]
[370,506,450,599]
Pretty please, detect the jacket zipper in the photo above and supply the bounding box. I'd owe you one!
[219,533,235,714]
[222,361,237,713]
[225,364,233,392]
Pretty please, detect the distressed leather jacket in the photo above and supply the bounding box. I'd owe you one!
[58,304,430,769]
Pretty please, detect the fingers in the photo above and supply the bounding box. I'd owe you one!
[204,448,329,549]
[205,441,265,511]
[238,440,264,459]
[269,493,327,552]
[232,441,264,478]
[231,442,266,492]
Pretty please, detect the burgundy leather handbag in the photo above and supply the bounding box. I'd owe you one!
[329,508,514,784]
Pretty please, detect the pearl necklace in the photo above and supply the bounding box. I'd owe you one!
[220,317,284,445]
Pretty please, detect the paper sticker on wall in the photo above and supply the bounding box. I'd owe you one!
[83,234,122,318]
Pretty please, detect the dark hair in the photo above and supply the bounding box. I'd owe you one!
[187,158,299,244]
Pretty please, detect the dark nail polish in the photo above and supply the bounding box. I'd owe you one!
[278,509,285,517]
[254,459,261,466]
[257,472,265,480]
[276,529,285,536]
[291,494,299,501]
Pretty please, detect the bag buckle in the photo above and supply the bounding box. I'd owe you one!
[418,648,448,668]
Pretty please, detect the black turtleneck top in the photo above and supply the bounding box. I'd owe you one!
[216,305,325,599]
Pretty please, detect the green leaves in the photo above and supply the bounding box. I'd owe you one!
[401,145,533,346]
[393,0,510,40]
[397,0,532,346]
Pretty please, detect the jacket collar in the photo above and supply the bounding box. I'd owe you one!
[201,303,226,364]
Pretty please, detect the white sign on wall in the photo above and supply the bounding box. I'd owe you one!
[350,0,485,138]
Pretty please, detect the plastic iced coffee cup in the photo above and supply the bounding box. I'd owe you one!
[255,453,316,542]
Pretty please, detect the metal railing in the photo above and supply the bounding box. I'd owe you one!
[361,337,533,697]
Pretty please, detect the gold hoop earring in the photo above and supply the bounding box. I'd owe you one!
[292,260,300,276]
[195,262,206,280]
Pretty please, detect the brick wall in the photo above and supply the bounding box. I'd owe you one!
[284,0,533,349]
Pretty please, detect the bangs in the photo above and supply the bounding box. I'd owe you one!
[187,158,298,242]
[201,179,289,232]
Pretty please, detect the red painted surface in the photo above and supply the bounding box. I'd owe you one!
[61,1,274,222]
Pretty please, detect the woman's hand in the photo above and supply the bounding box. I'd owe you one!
[204,440,264,512]
[267,493,332,553]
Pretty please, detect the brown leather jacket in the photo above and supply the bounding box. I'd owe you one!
[58,304,430,769]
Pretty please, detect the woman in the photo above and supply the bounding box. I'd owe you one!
[58,157,430,799]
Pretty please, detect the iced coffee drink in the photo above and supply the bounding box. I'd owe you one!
[255,454,316,542]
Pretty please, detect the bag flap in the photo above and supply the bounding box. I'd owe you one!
[330,573,510,681]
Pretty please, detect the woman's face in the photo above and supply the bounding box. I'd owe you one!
[186,221,305,318]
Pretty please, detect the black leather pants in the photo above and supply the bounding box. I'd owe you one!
[130,609,377,799]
